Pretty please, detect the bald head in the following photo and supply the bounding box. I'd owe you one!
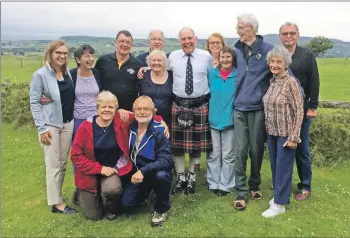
[178,27,197,54]
[178,27,195,38]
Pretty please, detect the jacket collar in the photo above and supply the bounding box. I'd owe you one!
[234,35,264,54]
[109,52,138,64]
[45,61,71,78]
[130,119,155,138]
[272,70,290,82]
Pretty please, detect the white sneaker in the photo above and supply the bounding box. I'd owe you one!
[262,204,286,218]
[269,198,274,206]
[151,211,167,227]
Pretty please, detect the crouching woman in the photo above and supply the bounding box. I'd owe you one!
[70,91,133,220]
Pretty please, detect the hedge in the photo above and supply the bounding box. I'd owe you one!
[1,84,349,167]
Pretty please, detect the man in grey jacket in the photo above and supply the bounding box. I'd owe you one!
[232,13,273,210]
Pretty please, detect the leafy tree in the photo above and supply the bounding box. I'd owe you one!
[69,47,77,54]
[305,36,334,57]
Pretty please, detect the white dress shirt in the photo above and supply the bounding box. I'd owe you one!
[168,48,213,98]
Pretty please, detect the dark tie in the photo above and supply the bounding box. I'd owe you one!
[185,54,193,95]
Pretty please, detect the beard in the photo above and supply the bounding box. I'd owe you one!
[136,114,153,124]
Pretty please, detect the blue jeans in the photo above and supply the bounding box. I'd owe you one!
[267,135,295,205]
[296,116,312,191]
[120,170,172,214]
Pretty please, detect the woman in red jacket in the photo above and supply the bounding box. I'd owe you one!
[71,91,166,220]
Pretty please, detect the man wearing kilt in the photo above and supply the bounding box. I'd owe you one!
[168,27,213,195]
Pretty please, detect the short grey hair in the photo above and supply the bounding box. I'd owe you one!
[279,22,299,33]
[146,49,167,67]
[148,29,165,41]
[237,13,259,33]
[266,46,292,67]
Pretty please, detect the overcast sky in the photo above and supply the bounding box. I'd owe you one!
[2,2,350,41]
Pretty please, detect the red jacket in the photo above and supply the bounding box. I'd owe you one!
[70,113,163,193]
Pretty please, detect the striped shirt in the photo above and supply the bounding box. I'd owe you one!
[262,70,304,142]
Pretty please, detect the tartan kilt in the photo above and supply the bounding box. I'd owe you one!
[171,102,212,154]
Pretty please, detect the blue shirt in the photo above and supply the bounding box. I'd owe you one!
[139,70,173,126]
[208,67,237,130]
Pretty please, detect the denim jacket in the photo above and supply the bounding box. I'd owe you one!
[29,63,73,134]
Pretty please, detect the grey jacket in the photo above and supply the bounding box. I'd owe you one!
[29,63,73,134]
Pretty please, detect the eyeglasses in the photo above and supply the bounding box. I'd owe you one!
[150,38,164,42]
[209,41,222,46]
[236,25,250,31]
[134,107,153,113]
[54,51,68,56]
[280,32,297,37]
[117,40,132,45]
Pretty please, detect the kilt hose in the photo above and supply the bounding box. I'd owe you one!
[171,102,212,154]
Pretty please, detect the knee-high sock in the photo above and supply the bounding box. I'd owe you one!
[188,156,201,181]
[174,156,186,181]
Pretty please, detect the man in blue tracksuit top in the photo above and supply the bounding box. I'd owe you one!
[232,13,274,210]
[120,95,173,227]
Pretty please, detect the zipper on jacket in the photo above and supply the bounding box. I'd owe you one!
[130,132,154,170]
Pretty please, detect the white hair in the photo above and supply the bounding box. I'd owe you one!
[148,29,165,41]
[266,46,292,67]
[237,13,259,34]
[146,49,167,67]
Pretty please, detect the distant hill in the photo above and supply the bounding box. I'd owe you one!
[2,34,349,58]
[61,35,114,43]
[60,34,350,58]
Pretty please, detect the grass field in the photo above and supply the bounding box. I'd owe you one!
[1,123,350,237]
[1,54,350,236]
[1,55,350,101]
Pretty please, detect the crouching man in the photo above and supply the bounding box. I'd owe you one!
[120,95,173,227]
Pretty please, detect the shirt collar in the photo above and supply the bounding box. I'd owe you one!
[180,48,198,58]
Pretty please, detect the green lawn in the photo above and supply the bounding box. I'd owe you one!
[317,58,350,101]
[2,56,350,101]
[1,123,349,237]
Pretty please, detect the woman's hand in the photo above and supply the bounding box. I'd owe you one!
[101,166,118,177]
[160,121,170,138]
[283,140,298,149]
[40,131,52,145]
[137,67,148,79]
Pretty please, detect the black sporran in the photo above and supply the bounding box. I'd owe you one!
[177,109,194,129]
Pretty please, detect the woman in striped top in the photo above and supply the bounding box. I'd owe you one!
[262,46,304,218]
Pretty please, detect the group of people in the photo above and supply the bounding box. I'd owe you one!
[29,12,319,225]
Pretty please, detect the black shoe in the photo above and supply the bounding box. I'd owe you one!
[216,190,230,197]
[208,189,218,194]
[72,188,79,205]
[172,180,186,195]
[52,205,78,214]
[184,180,196,195]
